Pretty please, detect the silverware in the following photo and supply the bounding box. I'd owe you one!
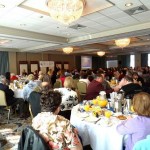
[95,118,101,124]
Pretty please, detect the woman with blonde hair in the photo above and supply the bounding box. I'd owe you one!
[116,92,150,150]
[54,76,78,120]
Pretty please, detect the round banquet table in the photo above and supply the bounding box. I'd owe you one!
[70,105,125,150]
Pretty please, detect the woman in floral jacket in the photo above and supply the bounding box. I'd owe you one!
[32,90,82,150]
[54,76,78,120]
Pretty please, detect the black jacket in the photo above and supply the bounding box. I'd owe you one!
[18,126,50,150]
[0,83,15,106]
[121,83,143,98]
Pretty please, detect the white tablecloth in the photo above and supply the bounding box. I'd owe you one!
[70,105,124,150]
[14,89,24,99]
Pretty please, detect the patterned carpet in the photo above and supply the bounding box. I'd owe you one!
[0,111,92,150]
[0,112,32,150]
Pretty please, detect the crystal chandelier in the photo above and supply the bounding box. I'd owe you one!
[97,51,105,56]
[46,0,84,25]
[115,38,130,48]
[63,47,73,54]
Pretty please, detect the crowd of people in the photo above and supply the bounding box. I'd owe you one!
[0,66,150,150]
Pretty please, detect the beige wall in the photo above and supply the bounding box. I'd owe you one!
[134,53,141,67]
[9,52,76,74]
[48,54,75,70]
[9,51,143,75]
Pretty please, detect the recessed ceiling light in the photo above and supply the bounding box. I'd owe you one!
[0,4,5,8]
[125,3,133,7]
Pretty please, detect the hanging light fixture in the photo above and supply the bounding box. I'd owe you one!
[97,51,105,56]
[46,0,84,25]
[115,38,130,48]
[63,47,73,54]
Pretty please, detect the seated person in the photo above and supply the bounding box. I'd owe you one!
[133,135,150,150]
[32,90,83,150]
[79,72,90,86]
[23,74,38,101]
[54,76,78,120]
[116,92,150,150]
[22,69,28,77]
[114,75,142,98]
[0,75,25,117]
[28,82,50,117]
[85,72,113,100]
[10,73,18,81]
[132,72,145,86]
[5,72,11,85]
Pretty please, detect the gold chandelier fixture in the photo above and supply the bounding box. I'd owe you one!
[115,38,130,48]
[63,47,73,54]
[97,51,105,56]
[46,0,84,25]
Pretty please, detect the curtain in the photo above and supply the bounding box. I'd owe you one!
[141,53,148,67]
[92,56,106,69]
[0,51,9,75]
[118,55,130,67]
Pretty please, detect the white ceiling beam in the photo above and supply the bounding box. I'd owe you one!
[0,47,19,52]
[20,43,60,52]
[0,26,67,44]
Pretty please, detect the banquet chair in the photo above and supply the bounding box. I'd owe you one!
[73,79,79,90]
[53,80,62,88]
[18,126,51,150]
[0,90,11,123]
[77,81,87,101]
[29,104,33,119]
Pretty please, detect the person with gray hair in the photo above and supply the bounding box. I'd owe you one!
[0,75,25,117]
[22,74,38,101]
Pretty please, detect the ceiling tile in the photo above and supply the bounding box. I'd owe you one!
[115,16,139,25]
[80,20,100,27]
[108,12,129,19]
[100,20,123,28]
[94,16,113,23]
[100,6,123,15]
[91,25,109,31]
[84,12,104,20]
[133,10,150,22]
[140,0,150,6]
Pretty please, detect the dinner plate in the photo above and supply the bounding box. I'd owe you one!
[80,112,89,118]
[85,116,100,123]
[97,119,113,127]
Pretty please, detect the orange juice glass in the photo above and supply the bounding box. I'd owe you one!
[105,110,112,118]
[84,105,90,111]
[92,99,97,105]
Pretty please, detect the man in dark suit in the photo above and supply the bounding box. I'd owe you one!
[0,75,25,116]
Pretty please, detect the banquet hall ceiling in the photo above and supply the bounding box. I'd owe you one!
[0,0,150,56]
